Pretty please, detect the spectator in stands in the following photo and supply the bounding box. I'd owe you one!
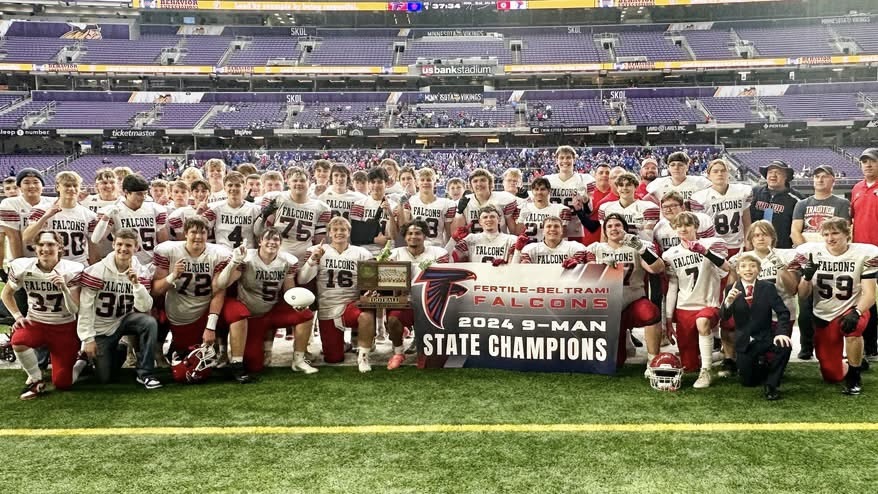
[750,160,799,249]
[791,165,851,361]
[852,148,878,362]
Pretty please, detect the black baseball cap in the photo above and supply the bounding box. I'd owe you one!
[15,168,44,187]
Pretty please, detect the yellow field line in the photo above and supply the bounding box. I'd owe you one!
[2,422,878,437]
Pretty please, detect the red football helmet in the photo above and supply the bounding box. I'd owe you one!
[0,333,15,363]
[647,352,684,391]
[171,345,218,384]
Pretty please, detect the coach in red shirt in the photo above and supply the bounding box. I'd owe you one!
[635,157,658,200]
[852,147,878,360]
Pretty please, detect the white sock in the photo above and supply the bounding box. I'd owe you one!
[647,353,655,363]
[293,351,305,363]
[393,345,404,355]
[15,348,42,383]
[358,348,370,358]
[343,328,352,345]
[230,356,243,364]
[699,335,713,370]
[263,341,273,352]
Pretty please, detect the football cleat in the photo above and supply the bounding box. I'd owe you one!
[693,369,712,389]
[136,375,163,390]
[19,380,45,400]
[387,353,405,370]
[229,362,252,384]
[358,353,372,373]
[717,359,737,378]
[292,359,318,375]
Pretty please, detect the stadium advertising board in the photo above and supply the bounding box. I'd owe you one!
[530,126,589,134]
[0,129,57,137]
[420,92,484,103]
[319,127,380,137]
[103,129,165,138]
[419,64,497,76]
[214,128,275,137]
[641,124,697,132]
[413,263,622,374]
[136,0,389,10]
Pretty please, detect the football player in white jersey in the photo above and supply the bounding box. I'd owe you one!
[598,172,660,242]
[204,158,228,205]
[214,228,316,378]
[168,179,209,240]
[381,158,404,195]
[544,145,596,242]
[259,167,331,264]
[245,173,262,203]
[349,167,397,256]
[167,180,190,213]
[790,218,878,395]
[2,231,82,400]
[24,171,98,265]
[0,168,53,260]
[516,216,587,267]
[385,219,450,370]
[689,159,753,257]
[92,174,169,266]
[445,178,466,203]
[502,168,528,212]
[298,217,376,372]
[451,168,517,235]
[308,159,332,198]
[390,166,417,204]
[514,177,570,242]
[451,205,517,264]
[204,171,261,250]
[152,217,231,358]
[150,179,170,207]
[652,191,716,255]
[401,168,457,248]
[78,229,161,389]
[179,167,204,187]
[587,214,665,368]
[644,151,711,204]
[80,168,119,258]
[662,212,729,389]
[255,171,284,206]
[319,164,366,222]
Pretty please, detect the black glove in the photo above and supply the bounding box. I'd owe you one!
[456,195,471,215]
[260,198,279,222]
[516,186,529,199]
[801,253,818,282]
[841,309,861,334]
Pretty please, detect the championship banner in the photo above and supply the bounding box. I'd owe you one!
[413,263,622,374]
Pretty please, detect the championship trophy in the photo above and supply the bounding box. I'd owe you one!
[357,241,412,309]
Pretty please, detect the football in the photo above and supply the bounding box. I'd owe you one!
[283,287,316,309]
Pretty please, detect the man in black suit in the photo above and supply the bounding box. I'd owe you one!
[720,252,793,400]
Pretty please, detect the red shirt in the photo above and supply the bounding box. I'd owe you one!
[635,181,650,200]
[583,186,618,246]
[852,180,878,246]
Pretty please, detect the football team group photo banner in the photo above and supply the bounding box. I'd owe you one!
[412,263,623,374]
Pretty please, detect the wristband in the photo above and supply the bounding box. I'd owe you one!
[206,313,219,331]
[164,273,178,288]
[641,249,658,265]
[704,250,725,268]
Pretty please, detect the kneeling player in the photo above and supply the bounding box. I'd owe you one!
[586,214,664,367]
[1,232,82,400]
[298,217,376,372]
[662,212,729,388]
[515,216,586,267]
[215,228,316,377]
[386,220,449,370]
[451,205,516,264]
[791,218,878,395]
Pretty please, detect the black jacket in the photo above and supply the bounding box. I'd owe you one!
[750,184,799,249]
[720,279,791,354]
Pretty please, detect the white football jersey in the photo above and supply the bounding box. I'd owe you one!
[0,196,54,257]
[457,191,518,235]
[7,258,82,324]
[350,195,398,256]
[689,184,753,249]
[388,245,449,280]
[405,195,457,247]
[77,254,154,340]
[545,172,596,238]
[516,202,570,241]
[305,244,373,320]
[167,206,199,239]
[264,193,332,263]
[662,237,728,310]
[729,248,797,321]
[789,242,878,321]
[203,200,261,249]
[598,200,661,241]
[98,201,167,265]
[29,205,98,264]
[153,241,231,325]
[453,232,517,263]
[319,189,366,222]
[652,213,716,255]
[235,249,299,318]
[646,175,711,202]
[520,240,587,265]
[81,195,119,257]
[585,242,652,307]
[207,189,228,205]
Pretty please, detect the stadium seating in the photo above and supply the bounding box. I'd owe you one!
[734,25,837,57]
[699,97,765,123]
[624,98,705,125]
[614,32,690,61]
[727,147,861,177]
[306,36,396,65]
[760,94,869,121]
[680,30,737,60]
[225,38,300,66]
[520,34,609,64]
[207,103,287,129]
